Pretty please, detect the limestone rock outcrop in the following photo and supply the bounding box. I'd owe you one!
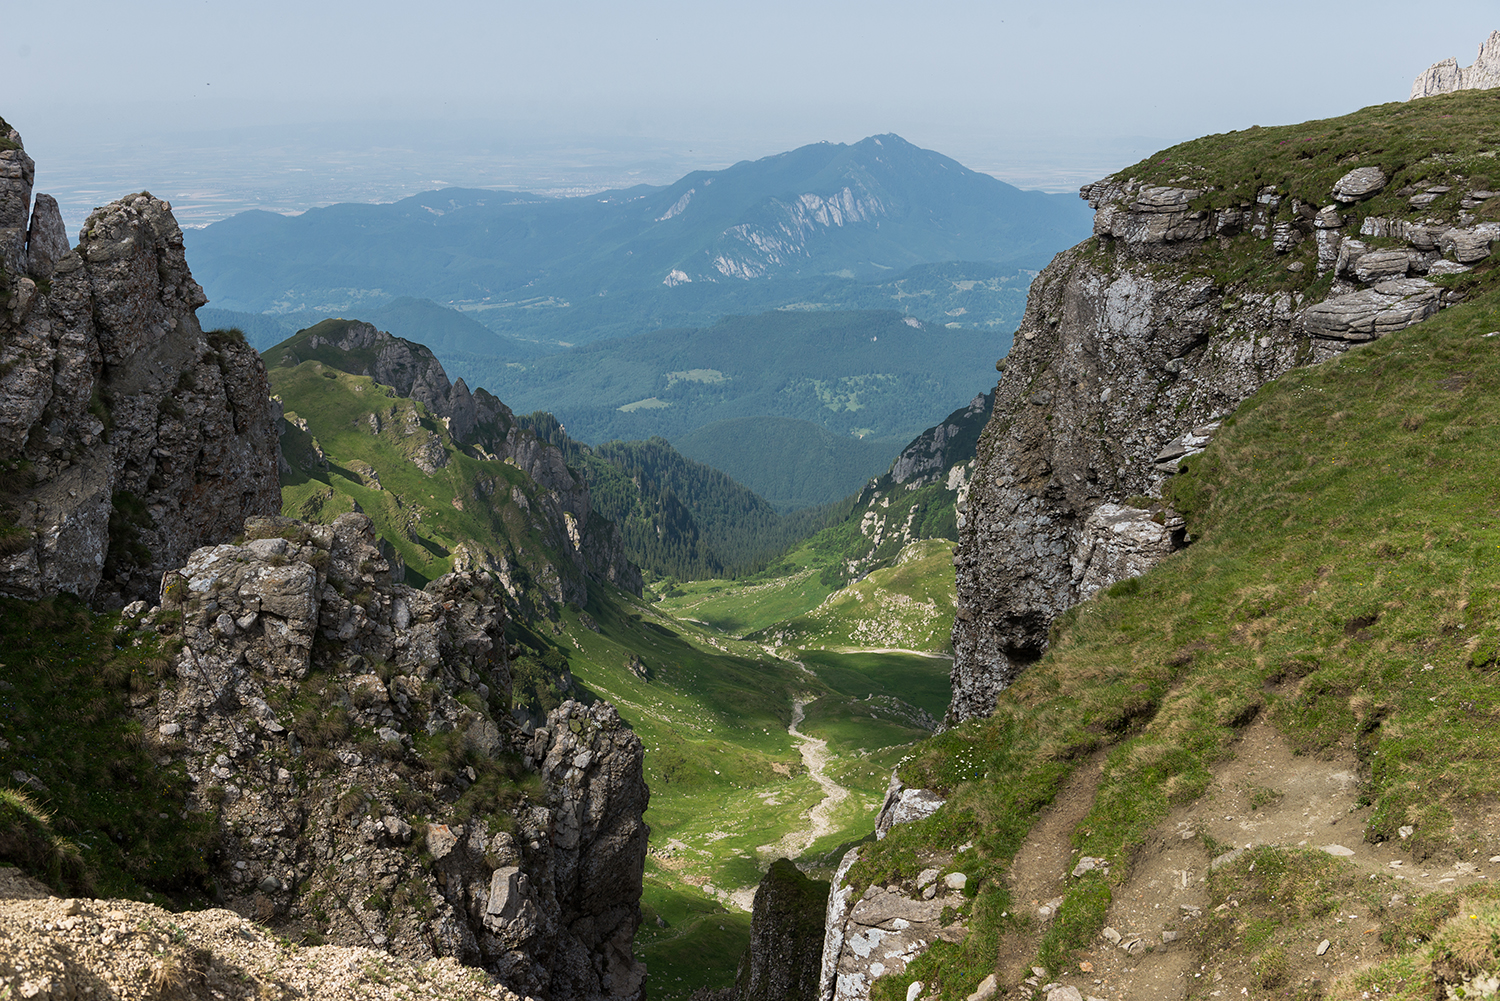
[1411,31,1500,99]
[0,867,531,1001]
[818,820,971,1001]
[0,119,279,605]
[886,392,991,488]
[948,150,1476,722]
[129,512,647,1001]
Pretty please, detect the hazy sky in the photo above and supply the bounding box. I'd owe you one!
[7,2,1499,226]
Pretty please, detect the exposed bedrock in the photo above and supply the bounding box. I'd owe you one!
[0,119,279,605]
[948,164,1471,723]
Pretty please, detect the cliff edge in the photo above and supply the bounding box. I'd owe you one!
[951,90,1500,720]
[0,117,280,606]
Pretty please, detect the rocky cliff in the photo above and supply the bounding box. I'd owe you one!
[0,118,279,606]
[0,115,650,1001]
[124,511,647,1000]
[950,94,1499,719]
[1410,30,1500,99]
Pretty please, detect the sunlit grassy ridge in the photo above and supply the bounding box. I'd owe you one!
[1120,89,1500,214]
[847,283,1500,1000]
[273,359,578,594]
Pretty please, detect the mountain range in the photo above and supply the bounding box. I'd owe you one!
[183,134,1091,345]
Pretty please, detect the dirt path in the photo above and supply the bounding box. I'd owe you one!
[760,697,851,862]
[996,756,1106,985]
[1037,717,1497,1001]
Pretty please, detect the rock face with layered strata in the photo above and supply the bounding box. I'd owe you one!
[0,118,279,605]
[135,512,647,1001]
[947,157,1478,722]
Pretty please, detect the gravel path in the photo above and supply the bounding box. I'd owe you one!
[761,697,851,861]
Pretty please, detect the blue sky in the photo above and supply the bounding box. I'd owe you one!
[6,2,1499,225]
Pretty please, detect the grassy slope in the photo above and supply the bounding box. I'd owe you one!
[272,359,558,591]
[749,538,959,654]
[846,280,1500,1001]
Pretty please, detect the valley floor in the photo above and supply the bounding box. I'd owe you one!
[556,542,958,999]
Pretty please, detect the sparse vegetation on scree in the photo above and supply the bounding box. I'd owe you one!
[847,275,1500,1000]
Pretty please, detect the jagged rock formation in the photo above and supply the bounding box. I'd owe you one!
[948,158,1484,721]
[1411,30,1500,99]
[730,860,830,1001]
[130,512,647,1001]
[886,392,991,490]
[0,118,279,606]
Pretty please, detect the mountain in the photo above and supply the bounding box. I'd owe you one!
[183,134,1092,327]
[459,309,1006,449]
[264,318,638,603]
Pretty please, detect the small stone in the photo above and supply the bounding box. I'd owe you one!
[1101,927,1122,945]
[1322,844,1355,857]
[1032,967,1047,978]
[62,899,82,916]
[158,723,181,737]
[1161,930,1179,943]
[965,973,997,1001]
[257,875,281,893]
[922,885,937,900]
[944,872,968,890]
[1398,825,1415,839]
[917,867,941,888]
[572,750,594,770]
[426,823,460,860]
[907,981,924,1001]
[1071,856,1108,878]
[1045,988,1083,1001]
[1316,939,1331,956]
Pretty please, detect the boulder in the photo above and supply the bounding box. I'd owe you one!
[732,859,829,1001]
[1332,167,1388,203]
[1299,279,1441,341]
[1070,503,1183,602]
[23,194,67,280]
[874,772,946,839]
